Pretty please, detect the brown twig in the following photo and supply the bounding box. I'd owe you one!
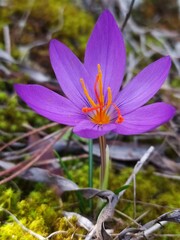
[121,0,135,32]
[34,154,89,166]
[0,122,58,151]
[118,146,154,199]
[6,129,61,156]
[0,129,62,177]
[0,127,69,185]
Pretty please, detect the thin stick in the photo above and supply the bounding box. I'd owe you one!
[115,209,142,227]
[121,0,135,32]
[11,129,60,155]
[144,221,167,237]
[0,122,58,151]
[46,230,66,239]
[133,170,137,219]
[0,208,45,240]
[118,146,154,199]
[0,127,68,185]
[103,145,111,189]
[0,130,61,178]
[120,198,175,210]
[99,135,106,189]
[3,25,11,54]
[154,172,180,180]
[0,208,73,240]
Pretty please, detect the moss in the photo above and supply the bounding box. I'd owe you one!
[0,92,50,142]
[0,185,21,212]
[171,77,180,88]
[53,215,86,240]
[0,223,28,240]
[0,1,95,142]
[0,184,86,239]
[116,168,180,235]
[66,162,180,235]
[0,92,8,103]
[0,0,94,61]
[133,0,180,30]
[0,165,179,239]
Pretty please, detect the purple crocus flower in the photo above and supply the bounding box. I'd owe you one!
[15,10,175,139]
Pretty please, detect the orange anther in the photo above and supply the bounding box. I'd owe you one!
[82,106,100,113]
[97,64,104,104]
[116,116,124,123]
[112,103,124,123]
[80,64,124,125]
[94,64,104,106]
[80,78,96,108]
[105,87,112,110]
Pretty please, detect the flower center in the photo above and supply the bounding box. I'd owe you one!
[80,64,124,125]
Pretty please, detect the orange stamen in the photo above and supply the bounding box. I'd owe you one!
[80,78,96,108]
[94,64,104,106]
[80,64,124,125]
[97,64,104,105]
[112,103,124,123]
[82,106,100,113]
[105,87,112,110]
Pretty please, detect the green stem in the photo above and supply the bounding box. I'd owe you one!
[99,135,106,189]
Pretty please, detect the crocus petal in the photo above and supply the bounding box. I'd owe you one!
[49,39,92,107]
[116,56,171,115]
[84,10,126,98]
[115,102,175,135]
[73,120,116,139]
[15,84,85,126]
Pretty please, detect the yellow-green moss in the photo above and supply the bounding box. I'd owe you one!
[66,162,180,237]
[0,93,49,142]
[0,0,94,60]
[0,1,95,142]
[0,165,180,239]
[0,184,86,239]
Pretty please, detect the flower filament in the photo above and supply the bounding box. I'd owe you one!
[80,64,124,125]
